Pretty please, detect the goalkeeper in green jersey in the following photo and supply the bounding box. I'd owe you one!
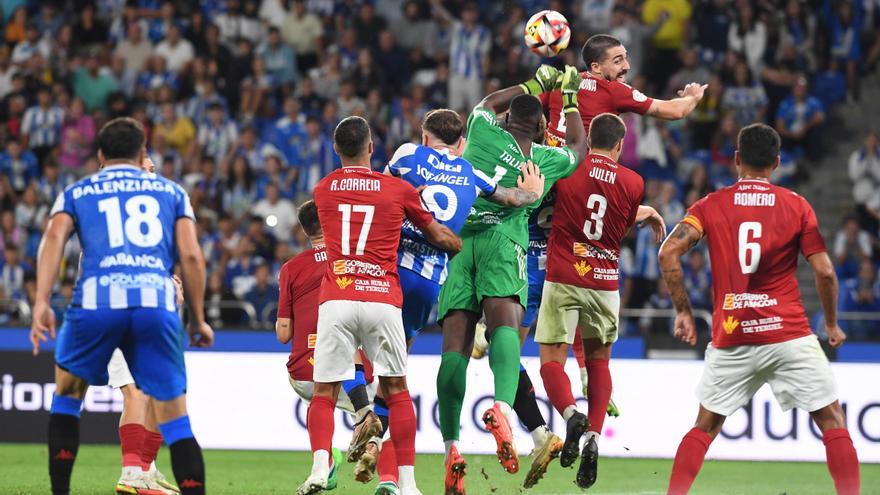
[436,65,588,494]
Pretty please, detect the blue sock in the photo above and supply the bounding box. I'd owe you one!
[50,395,83,419]
[520,362,527,372]
[342,368,366,396]
[159,415,194,446]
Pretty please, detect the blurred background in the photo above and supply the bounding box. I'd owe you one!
[0,0,879,361]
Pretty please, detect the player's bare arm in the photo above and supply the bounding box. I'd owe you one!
[646,82,708,120]
[487,161,544,207]
[808,251,847,348]
[658,222,702,346]
[422,221,462,254]
[30,213,74,355]
[635,205,667,244]
[176,217,215,348]
[275,317,292,344]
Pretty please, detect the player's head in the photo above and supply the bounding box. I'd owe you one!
[582,34,629,81]
[506,94,546,144]
[298,199,322,242]
[333,116,374,166]
[422,109,464,152]
[735,123,780,176]
[96,117,147,168]
[588,113,627,160]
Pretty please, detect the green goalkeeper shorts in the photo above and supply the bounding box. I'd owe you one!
[437,229,528,319]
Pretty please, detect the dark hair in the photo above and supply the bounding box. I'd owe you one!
[97,117,145,161]
[422,109,463,145]
[589,113,627,150]
[333,116,371,158]
[508,94,543,127]
[582,34,622,67]
[737,123,780,170]
[298,200,321,237]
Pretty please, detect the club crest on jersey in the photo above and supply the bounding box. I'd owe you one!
[723,316,740,335]
[573,260,593,277]
[336,276,354,289]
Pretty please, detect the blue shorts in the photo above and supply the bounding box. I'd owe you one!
[55,306,187,401]
[399,267,441,341]
[522,250,547,329]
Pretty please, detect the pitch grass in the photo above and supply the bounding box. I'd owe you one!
[1,443,878,494]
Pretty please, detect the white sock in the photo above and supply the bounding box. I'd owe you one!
[147,461,157,474]
[495,401,512,418]
[121,466,144,479]
[562,405,578,422]
[398,465,416,489]
[444,440,458,458]
[530,425,550,446]
[585,431,600,444]
[311,449,330,477]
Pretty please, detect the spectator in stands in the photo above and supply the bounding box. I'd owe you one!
[721,61,767,129]
[198,102,239,160]
[222,154,256,221]
[727,2,766,75]
[155,101,196,158]
[667,47,711,96]
[251,183,298,242]
[205,271,243,328]
[0,139,38,193]
[4,7,27,45]
[642,0,692,89]
[826,0,862,100]
[849,130,880,232]
[0,244,28,300]
[0,208,24,253]
[73,3,109,49]
[14,184,46,233]
[258,26,298,88]
[839,259,880,339]
[433,2,491,112]
[35,161,68,204]
[393,1,438,55]
[658,181,684,227]
[255,155,296,200]
[640,277,674,336]
[245,262,279,324]
[72,53,118,113]
[775,76,825,161]
[11,23,50,66]
[834,216,874,280]
[282,0,324,71]
[155,24,194,74]
[683,249,712,310]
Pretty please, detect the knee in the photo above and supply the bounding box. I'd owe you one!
[380,376,408,396]
[812,402,847,432]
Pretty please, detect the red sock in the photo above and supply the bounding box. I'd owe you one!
[585,359,612,433]
[540,361,575,417]
[377,439,398,483]
[823,428,860,495]
[119,424,147,468]
[667,427,712,495]
[571,327,586,369]
[307,395,336,456]
[386,391,416,466]
[140,430,163,470]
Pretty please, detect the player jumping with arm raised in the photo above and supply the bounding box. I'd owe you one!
[435,65,588,493]
[659,124,859,495]
[297,117,461,495]
[31,118,213,495]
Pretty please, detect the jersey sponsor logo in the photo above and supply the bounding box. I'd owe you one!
[329,178,381,191]
[573,243,619,261]
[722,292,779,310]
[353,279,390,293]
[590,266,620,281]
[740,316,784,334]
[632,89,647,102]
[399,235,443,257]
[332,259,387,278]
[574,260,593,277]
[545,132,565,147]
[723,316,740,335]
[335,276,354,289]
[71,179,176,199]
[307,334,317,349]
[734,192,776,207]
[98,253,167,270]
[98,272,165,289]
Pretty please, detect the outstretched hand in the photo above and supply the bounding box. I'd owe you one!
[678,83,708,100]
[517,160,545,197]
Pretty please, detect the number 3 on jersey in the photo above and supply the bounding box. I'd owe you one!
[583,194,607,240]
[97,195,163,248]
[738,221,762,274]
[339,203,375,255]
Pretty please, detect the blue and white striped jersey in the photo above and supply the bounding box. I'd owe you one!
[387,143,496,283]
[526,188,555,269]
[50,164,194,311]
[21,105,64,147]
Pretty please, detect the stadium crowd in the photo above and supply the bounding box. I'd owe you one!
[1,0,879,339]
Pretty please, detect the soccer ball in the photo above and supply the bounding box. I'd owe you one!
[524,10,571,57]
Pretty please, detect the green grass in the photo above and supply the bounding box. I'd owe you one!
[1,443,877,494]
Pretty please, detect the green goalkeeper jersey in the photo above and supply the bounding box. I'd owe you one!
[461,106,579,248]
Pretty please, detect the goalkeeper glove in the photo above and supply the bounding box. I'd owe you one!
[560,65,580,113]
[519,64,561,95]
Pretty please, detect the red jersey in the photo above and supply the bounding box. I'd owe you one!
[682,179,827,348]
[313,166,435,307]
[278,244,326,381]
[546,153,644,291]
[542,72,654,146]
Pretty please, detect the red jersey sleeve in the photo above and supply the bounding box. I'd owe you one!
[611,81,653,115]
[799,198,827,258]
[539,91,551,110]
[681,196,708,237]
[276,262,293,319]
[401,183,435,230]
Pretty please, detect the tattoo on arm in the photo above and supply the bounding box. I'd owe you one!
[489,185,538,207]
[659,223,702,314]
